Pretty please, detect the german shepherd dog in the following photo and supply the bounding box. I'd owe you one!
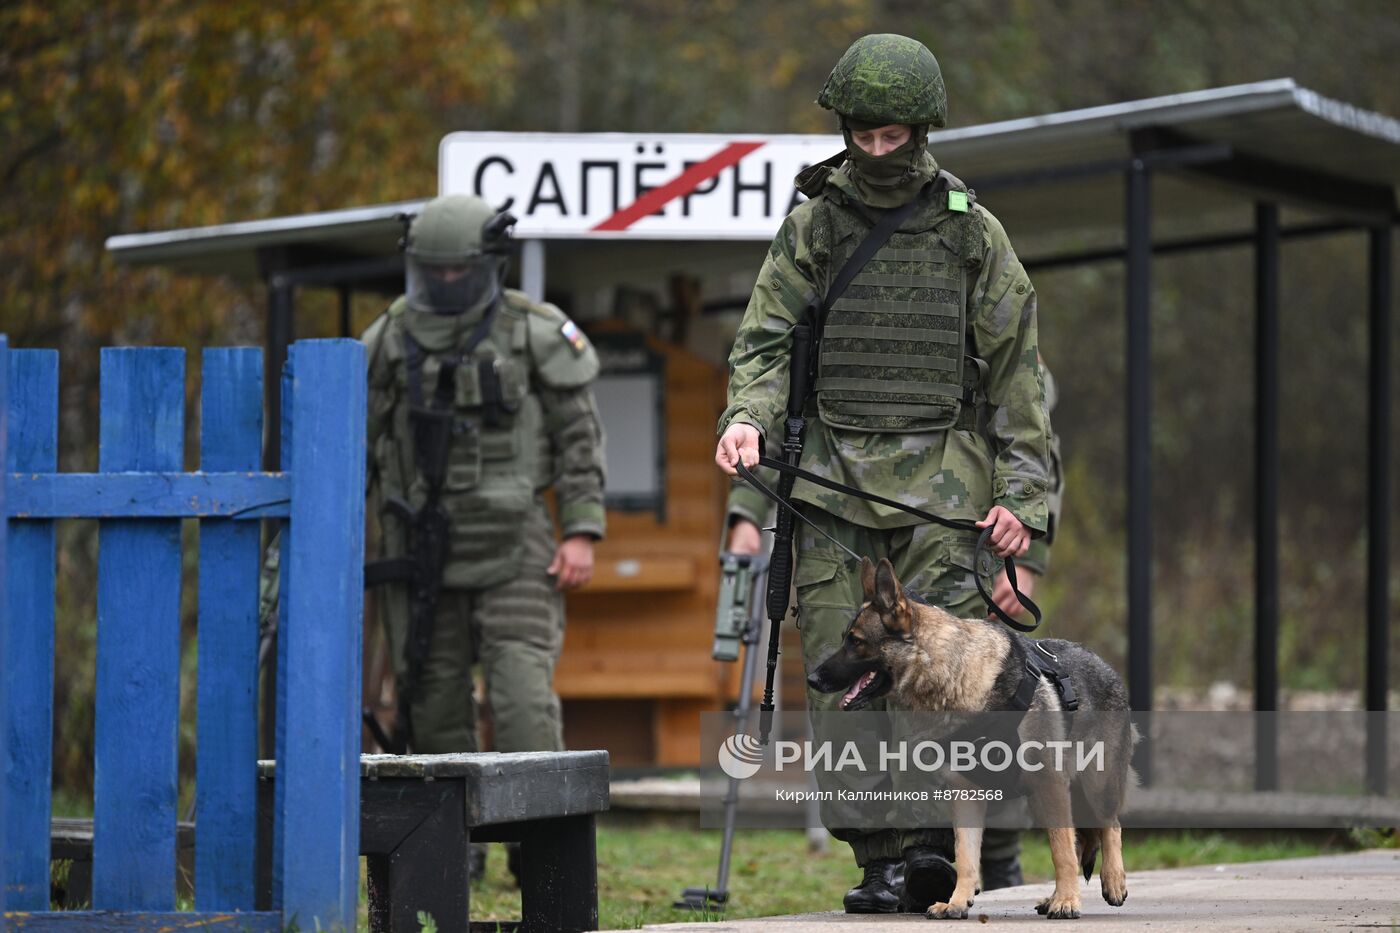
[808,557,1134,920]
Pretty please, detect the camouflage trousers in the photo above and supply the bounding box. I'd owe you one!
[380,505,565,755]
[794,505,1020,865]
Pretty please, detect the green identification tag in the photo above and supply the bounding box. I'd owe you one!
[947,190,969,213]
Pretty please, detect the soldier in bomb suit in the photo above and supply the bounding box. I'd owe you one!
[262,195,606,871]
[358,193,607,763]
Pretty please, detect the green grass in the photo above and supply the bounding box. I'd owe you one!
[464,825,1340,929]
[47,824,1352,929]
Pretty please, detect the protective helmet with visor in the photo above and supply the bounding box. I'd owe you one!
[402,194,516,315]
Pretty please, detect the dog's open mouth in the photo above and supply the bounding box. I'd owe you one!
[839,669,891,710]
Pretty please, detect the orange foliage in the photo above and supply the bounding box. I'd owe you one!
[1,1,518,353]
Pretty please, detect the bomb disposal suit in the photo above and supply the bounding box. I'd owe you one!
[366,194,606,755]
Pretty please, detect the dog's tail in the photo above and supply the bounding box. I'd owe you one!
[1076,828,1102,882]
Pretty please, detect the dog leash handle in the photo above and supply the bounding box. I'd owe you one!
[974,526,1042,633]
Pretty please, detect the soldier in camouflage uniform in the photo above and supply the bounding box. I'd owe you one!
[716,34,1052,913]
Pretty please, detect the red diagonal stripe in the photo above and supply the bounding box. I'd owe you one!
[591,141,766,232]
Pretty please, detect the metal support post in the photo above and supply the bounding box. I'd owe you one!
[1125,159,1153,783]
[521,239,546,302]
[1254,202,1280,791]
[1366,224,1392,796]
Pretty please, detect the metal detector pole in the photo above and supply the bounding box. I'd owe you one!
[677,553,768,911]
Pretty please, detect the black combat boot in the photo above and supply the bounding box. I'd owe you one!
[979,853,1024,890]
[842,857,904,913]
[901,844,957,912]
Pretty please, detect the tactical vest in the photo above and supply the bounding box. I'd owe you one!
[814,182,985,433]
[379,297,547,589]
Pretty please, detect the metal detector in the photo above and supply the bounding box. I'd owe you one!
[675,550,770,912]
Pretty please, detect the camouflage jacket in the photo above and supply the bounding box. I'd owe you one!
[720,153,1052,535]
[1018,363,1062,574]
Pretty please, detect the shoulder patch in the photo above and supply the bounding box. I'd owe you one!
[560,319,589,355]
[527,304,599,388]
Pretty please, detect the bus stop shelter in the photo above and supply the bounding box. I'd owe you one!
[107,79,1398,784]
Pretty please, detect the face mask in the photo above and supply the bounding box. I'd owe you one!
[843,124,929,189]
[406,255,502,315]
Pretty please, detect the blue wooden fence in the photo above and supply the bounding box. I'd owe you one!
[2,339,366,930]
[2,334,10,933]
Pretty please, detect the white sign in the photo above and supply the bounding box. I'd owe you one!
[438,132,844,240]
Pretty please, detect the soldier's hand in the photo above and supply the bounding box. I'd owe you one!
[989,566,1038,620]
[549,535,595,591]
[727,518,763,555]
[976,505,1030,558]
[715,423,761,476]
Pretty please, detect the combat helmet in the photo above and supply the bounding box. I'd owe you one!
[817,33,947,128]
[402,194,515,314]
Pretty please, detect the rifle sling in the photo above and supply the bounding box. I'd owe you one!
[820,185,931,321]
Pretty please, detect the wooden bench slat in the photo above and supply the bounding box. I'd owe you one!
[258,751,610,828]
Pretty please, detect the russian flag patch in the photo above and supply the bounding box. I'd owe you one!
[561,319,588,355]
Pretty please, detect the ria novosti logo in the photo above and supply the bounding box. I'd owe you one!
[717,733,765,780]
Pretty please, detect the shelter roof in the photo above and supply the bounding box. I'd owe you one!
[107,79,1400,277]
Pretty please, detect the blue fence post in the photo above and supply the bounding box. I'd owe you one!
[275,339,366,929]
[3,349,58,911]
[94,347,185,910]
[196,348,263,910]
[270,360,293,911]
[1,334,9,931]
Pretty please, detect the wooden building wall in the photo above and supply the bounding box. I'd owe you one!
[557,331,740,767]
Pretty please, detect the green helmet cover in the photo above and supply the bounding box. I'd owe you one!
[817,33,947,128]
[405,194,501,264]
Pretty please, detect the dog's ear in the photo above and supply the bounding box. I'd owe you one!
[874,558,910,637]
[873,558,902,613]
[860,556,876,599]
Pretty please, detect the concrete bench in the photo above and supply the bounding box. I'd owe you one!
[256,750,610,933]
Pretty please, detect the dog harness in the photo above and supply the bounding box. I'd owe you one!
[943,637,1081,796]
[1012,636,1080,714]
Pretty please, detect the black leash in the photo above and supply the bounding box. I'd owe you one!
[736,457,1042,632]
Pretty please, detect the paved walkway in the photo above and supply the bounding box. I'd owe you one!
[601,850,1400,932]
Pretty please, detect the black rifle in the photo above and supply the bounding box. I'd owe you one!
[757,324,811,745]
[363,349,459,754]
